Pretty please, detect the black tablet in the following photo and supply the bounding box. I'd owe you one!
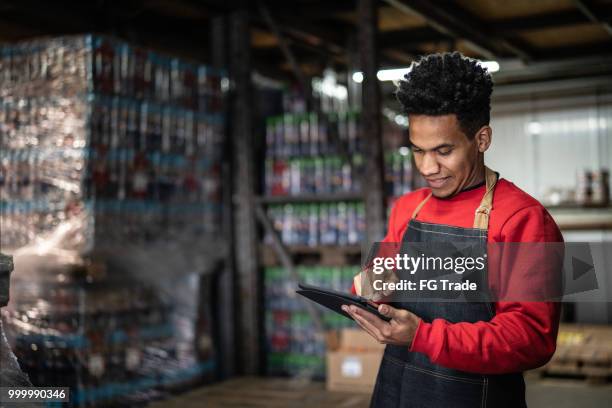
[296,283,391,322]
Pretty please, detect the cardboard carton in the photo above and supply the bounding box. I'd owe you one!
[326,328,385,393]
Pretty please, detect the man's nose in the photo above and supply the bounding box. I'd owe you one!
[419,153,440,176]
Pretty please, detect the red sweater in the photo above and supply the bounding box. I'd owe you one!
[352,178,562,374]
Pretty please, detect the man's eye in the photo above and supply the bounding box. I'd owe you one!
[437,149,452,156]
[413,149,423,154]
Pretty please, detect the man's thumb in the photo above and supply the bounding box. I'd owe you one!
[378,304,397,319]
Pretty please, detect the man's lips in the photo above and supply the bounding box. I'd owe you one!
[425,177,450,188]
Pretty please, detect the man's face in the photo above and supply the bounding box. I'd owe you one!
[409,114,481,198]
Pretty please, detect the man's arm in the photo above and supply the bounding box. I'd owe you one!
[348,205,562,374]
[410,301,560,374]
[410,205,563,373]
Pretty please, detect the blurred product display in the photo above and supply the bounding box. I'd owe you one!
[384,150,413,199]
[543,168,611,207]
[264,266,357,378]
[265,202,366,247]
[576,168,610,206]
[0,35,225,406]
[263,111,413,200]
[260,85,413,381]
[264,111,361,160]
[263,111,363,197]
[264,153,363,197]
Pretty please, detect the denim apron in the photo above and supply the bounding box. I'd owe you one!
[370,167,526,408]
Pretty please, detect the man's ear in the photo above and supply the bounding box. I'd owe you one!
[474,126,492,153]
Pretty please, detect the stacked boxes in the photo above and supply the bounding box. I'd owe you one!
[326,329,385,393]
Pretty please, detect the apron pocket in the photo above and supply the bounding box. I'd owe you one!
[400,364,486,408]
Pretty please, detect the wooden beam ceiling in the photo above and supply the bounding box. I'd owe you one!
[1,0,611,81]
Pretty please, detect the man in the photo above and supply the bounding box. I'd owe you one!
[343,52,562,407]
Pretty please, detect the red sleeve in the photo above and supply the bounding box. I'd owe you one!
[409,205,563,374]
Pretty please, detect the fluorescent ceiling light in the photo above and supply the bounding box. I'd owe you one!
[480,61,500,73]
[352,60,500,83]
[377,68,412,82]
[394,114,409,127]
[526,121,542,135]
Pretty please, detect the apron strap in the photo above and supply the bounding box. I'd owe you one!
[411,192,432,219]
[473,166,499,230]
[410,166,499,231]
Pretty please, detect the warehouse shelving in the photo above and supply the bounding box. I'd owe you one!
[255,77,416,378]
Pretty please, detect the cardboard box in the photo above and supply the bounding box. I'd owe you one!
[326,329,385,393]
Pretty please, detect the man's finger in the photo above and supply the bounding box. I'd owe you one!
[379,304,412,322]
[351,305,388,332]
[350,306,387,337]
[354,316,380,340]
[353,313,384,342]
[343,305,379,340]
[378,304,403,320]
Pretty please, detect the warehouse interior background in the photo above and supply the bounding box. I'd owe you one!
[1,0,612,406]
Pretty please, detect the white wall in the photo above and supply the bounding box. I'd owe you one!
[488,94,612,324]
[487,96,612,200]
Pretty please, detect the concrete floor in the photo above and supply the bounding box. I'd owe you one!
[153,376,612,407]
[526,378,612,408]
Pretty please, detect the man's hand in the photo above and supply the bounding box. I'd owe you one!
[342,303,421,347]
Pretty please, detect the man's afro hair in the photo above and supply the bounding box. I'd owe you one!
[396,52,493,139]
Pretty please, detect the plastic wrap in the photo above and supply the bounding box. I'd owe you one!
[0,34,225,406]
[1,37,225,261]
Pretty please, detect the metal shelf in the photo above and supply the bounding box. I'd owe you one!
[260,243,363,267]
[261,243,361,253]
[256,193,363,205]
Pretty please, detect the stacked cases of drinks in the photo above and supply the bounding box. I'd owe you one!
[385,150,414,199]
[264,117,413,197]
[3,270,215,406]
[0,98,223,248]
[264,111,362,196]
[0,94,89,249]
[85,93,223,245]
[0,35,225,251]
[265,155,363,197]
[265,149,414,200]
[265,111,360,159]
[1,34,224,405]
[265,202,366,247]
[264,266,357,378]
[0,35,225,112]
